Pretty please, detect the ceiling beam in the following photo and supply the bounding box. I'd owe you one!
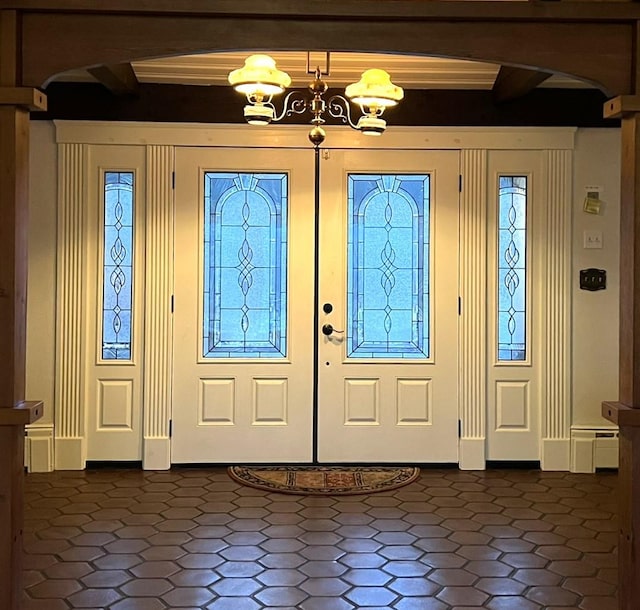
[6,0,640,19]
[87,62,139,96]
[21,13,630,96]
[38,82,618,128]
[492,65,552,103]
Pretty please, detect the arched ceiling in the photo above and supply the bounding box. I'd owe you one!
[55,51,587,91]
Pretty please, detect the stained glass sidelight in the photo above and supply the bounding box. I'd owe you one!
[347,174,430,359]
[498,176,527,361]
[102,171,134,360]
[203,172,287,358]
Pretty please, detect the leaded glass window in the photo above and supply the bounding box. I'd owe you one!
[347,174,430,359]
[203,172,287,358]
[498,176,527,361]
[102,171,134,360]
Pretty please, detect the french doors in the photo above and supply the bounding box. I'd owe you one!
[171,146,460,463]
[172,148,315,462]
[317,150,459,462]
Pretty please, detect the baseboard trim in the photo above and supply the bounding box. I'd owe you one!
[25,424,54,472]
[570,426,619,473]
[459,438,486,470]
[486,460,540,469]
[144,437,171,470]
[54,437,85,470]
[541,438,570,471]
[85,461,142,469]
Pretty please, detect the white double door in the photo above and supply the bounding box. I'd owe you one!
[172,146,459,463]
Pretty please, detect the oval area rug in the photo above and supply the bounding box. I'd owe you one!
[227,465,420,495]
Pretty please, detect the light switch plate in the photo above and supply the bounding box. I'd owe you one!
[583,230,603,249]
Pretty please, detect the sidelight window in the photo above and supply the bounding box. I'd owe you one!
[497,175,527,361]
[102,171,134,360]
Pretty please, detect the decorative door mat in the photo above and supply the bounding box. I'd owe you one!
[227,465,420,495]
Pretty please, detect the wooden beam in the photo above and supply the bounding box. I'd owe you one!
[616,425,640,610]
[87,62,139,96]
[0,424,26,610]
[0,401,43,425]
[20,13,632,96]
[0,105,29,410]
[4,0,640,20]
[492,65,551,103]
[0,10,17,85]
[604,94,640,118]
[0,86,47,110]
[38,82,618,127]
[602,107,640,610]
[616,113,640,415]
[603,22,640,610]
[603,401,640,426]
[0,11,42,610]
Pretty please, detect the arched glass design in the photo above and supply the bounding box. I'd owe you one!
[347,174,430,359]
[498,176,527,361]
[102,171,134,360]
[203,172,288,358]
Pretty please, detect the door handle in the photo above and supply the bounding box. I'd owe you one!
[322,323,344,336]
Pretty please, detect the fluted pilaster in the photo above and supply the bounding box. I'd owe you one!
[54,143,86,469]
[143,145,174,469]
[459,149,488,469]
[542,149,572,470]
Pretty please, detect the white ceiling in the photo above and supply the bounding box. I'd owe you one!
[59,51,588,90]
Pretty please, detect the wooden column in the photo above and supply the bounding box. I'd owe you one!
[602,96,640,610]
[0,97,45,609]
[0,10,45,610]
[0,403,43,610]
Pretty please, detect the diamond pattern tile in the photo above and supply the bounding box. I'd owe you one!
[23,468,618,609]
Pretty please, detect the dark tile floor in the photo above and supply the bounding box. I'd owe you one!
[23,467,618,610]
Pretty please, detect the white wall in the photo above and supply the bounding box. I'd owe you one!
[25,121,623,468]
[26,121,57,425]
[571,129,620,426]
[25,121,58,470]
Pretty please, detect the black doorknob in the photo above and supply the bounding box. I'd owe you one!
[322,324,344,336]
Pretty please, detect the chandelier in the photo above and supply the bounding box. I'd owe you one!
[228,53,404,147]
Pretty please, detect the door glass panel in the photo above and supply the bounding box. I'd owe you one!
[102,171,134,361]
[203,172,288,358]
[347,174,430,359]
[498,175,527,361]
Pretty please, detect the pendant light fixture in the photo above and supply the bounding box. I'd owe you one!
[228,53,404,147]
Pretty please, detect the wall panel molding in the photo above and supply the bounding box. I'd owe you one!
[459,149,487,470]
[143,145,174,469]
[55,121,576,151]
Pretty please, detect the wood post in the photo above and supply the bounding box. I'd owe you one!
[0,10,45,610]
[0,104,30,407]
[0,403,43,610]
[0,103,42,608]
[603,98,640,610]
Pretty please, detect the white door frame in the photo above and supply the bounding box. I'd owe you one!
[51,121,574,471]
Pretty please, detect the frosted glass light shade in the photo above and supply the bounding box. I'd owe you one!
[228,54,292,96]
[345,68,404,108]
